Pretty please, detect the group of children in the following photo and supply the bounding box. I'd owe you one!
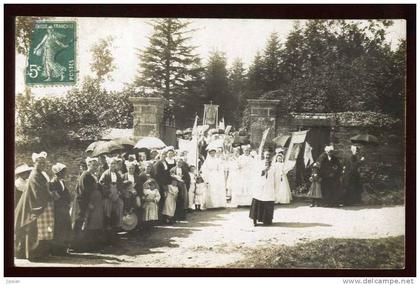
[144,165,206,225]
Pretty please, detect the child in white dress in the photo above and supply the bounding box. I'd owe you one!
[141,179,161,224]
[194,175,206,211]
[188,165,197,211]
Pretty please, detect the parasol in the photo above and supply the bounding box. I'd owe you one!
[85,141,105,153]
[272,135,291,148]
[91,140,125,157]
[350,134,379,145]
[112,137,136,148]
[134,137,167,149]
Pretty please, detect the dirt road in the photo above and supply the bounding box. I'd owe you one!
[15,203,405,268]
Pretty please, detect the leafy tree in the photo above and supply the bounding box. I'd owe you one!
[135,18,204,126]
[90,36,116,82]
[259,20,405,117]
[15,16,45,55]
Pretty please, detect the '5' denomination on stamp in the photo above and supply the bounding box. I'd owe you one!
[26,21,76,86]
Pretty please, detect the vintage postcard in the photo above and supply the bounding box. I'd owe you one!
[6,5,413,277]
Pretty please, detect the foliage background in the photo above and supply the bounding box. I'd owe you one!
[16,19,405,146]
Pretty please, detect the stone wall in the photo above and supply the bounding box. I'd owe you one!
[246,99,405,192]
[247,99,280,147]
[129,97,165,139]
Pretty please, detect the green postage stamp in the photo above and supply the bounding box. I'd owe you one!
[26,21,76,86]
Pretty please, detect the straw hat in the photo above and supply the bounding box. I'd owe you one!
[15,164,33,175]
[121,213,138,231]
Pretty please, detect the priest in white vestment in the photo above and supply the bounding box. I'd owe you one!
[249,150,276,226]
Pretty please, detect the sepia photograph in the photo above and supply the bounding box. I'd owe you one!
[4,4,415,277]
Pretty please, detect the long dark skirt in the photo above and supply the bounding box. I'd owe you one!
[249,198,274,225]
[343,173,363,205]
[52,205,72,255]
[321,178,342,205]
[175,182,188,221]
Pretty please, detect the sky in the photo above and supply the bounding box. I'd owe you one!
[15,17,406,96]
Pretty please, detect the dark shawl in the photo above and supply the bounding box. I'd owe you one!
[154,160,175,190]
[15,169,51,233]
[14,169,52,258]
[99,169,123,198]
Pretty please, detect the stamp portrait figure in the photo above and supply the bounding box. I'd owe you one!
[33,25,69,82]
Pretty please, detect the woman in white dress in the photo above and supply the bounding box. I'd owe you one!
[235,145,256,206]
[273,151,294,204]
[228,147,244,207]
[201,147,227,209]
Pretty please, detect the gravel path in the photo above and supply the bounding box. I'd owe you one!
[15,203,405,268]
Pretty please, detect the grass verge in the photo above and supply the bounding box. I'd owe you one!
[228,236,405,269]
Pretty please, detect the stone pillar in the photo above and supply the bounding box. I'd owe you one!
[129,97,166,139]
[247,99,280,147]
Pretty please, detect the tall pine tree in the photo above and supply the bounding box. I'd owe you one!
[204,51,234,126]
[247,52,265,98]
[228,58,247,127]
[135,18,204,126]
[261,32,284,92]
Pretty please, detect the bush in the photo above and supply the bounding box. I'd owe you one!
[16,77,133,146]
[334,111,401,128]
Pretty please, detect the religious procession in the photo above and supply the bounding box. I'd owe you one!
[11,16,406,270]
[14,107,367,262]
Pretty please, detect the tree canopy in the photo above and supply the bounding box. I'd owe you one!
[135,18,204,127]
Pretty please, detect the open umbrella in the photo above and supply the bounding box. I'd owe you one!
[272,135,291,148]
[134,137,166,149]
[85,141,104,153]
[112,137,136,148]
[91,140,125,157]
[350,134,379,145]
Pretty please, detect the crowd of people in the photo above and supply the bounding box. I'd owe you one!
[14,127,365,261]
[249,144,365,226]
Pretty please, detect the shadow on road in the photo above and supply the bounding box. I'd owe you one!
[16,253,126,265]
[99,208,234,257]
